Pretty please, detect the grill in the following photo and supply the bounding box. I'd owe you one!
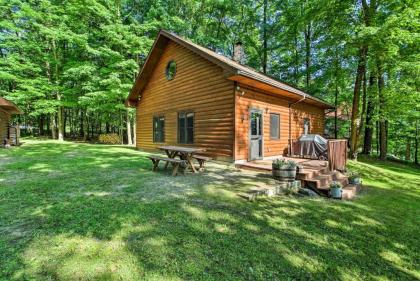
[293,134,328,160]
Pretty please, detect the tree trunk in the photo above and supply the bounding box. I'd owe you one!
[293,31,299,85]
[39,115,45,136]
[126,109,133,145]
[98,120,102,135]
[349,45,368,158]
[69,109,74,138]
[84,113,88,141]
[363,100,374,155]
[334,83,338,139]
[46,115,50,135]
[415,120,419,165]
[376,120,379,155]
[80,109,84,138]
[358,69,368,146]
[333,51,340,139]
[57,104,64,141]
[262,0,268,74]
[405,140,411,161]
[90,118,95,140]
[51,113,57,139]
[106,121,110,134]
[63,108,67,139]
[377,63,387,160]
[84,114,89,141]
[304,22,311,88]
[120,112,124,144]
[362,73,376,155]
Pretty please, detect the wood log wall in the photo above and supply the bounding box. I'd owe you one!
[136,41,235,159]
[0,109,11,142]
[234,85,325,160]
[136,40,325,161]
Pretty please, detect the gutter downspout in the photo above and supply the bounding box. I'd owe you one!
[288,94,307,156]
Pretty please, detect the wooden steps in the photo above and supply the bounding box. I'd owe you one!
[303,170,361,199]
[296,167,329,180]
[305,171,349,190]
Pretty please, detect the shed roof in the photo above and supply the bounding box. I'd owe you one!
[0,97,22,114]
[126,30,334,109]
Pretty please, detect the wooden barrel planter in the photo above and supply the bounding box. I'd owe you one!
[272,159,297,181]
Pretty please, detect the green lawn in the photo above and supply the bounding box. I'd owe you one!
[0,140,419,281]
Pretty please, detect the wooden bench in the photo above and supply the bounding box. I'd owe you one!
[193,155,212,171]
[147,155,187,176]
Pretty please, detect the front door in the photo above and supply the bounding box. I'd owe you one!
[249,109,263,160]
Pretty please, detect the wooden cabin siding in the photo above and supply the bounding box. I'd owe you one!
[136,41,235,159]
[235,85,325,160]
[0,108,11,142]
[291,102,325,137]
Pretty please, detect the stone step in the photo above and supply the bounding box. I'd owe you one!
[240,180,302,201]
[342,184,362,200]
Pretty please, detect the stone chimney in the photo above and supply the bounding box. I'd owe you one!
[233,41,244,64]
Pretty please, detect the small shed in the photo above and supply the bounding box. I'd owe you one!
[0,97,22,146]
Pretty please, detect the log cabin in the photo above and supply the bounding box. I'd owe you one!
[126,30,334,162]
[0,97,22,146]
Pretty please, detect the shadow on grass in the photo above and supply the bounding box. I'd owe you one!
[0,141,419,280]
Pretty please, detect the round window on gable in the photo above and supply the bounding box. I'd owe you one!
[165,60,177,80]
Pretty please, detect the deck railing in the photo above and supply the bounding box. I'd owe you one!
[327,139,347,171]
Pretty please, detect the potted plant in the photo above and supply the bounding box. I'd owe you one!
[272,159,285,178]
[329,181,342,199]
[272,159,297,180]
[347,171,361,185]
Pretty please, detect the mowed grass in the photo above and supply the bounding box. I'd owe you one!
[0,140,419,281]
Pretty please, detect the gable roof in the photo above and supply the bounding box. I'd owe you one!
[0,97,22,114]
[126,30,334,109]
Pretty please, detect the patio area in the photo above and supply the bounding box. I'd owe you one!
[236,157,361,199]
[235,157,329,172]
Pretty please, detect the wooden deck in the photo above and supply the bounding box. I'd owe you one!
[235,157,361,200]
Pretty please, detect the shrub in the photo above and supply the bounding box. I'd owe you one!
[272,158,286,169]
[285,160,297,169]
[272,159,297,169]
[98,133,121,144]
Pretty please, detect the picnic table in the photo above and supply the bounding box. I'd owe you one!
[158,146,205,173]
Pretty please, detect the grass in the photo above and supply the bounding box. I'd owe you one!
[0,139,419,281]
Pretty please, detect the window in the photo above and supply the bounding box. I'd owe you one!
[166,60,177,80]
[270,113,280,139]
[153,116,165,142]
[304,118,310,135]
[178,112,194,144]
